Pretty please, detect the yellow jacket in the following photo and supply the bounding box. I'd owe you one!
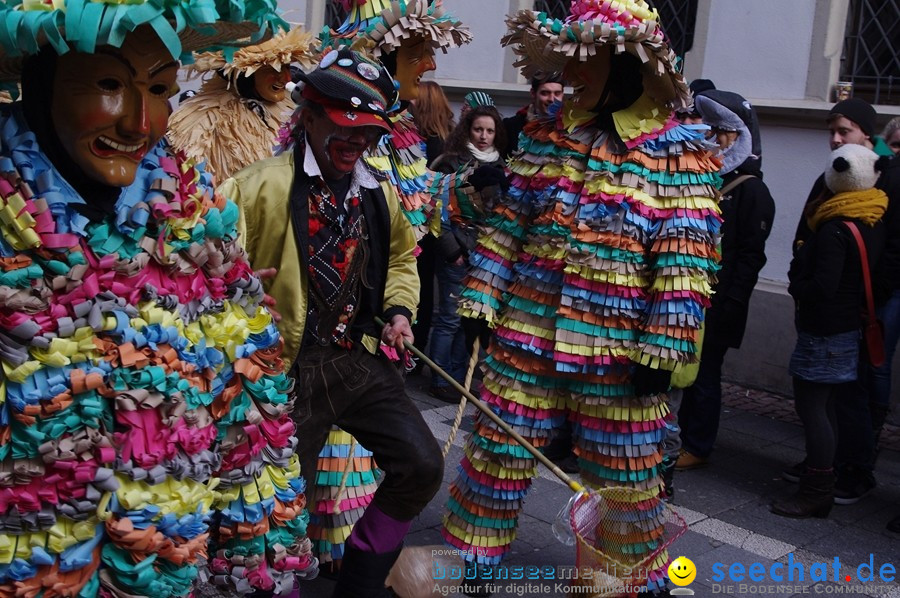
[221,151,420,367]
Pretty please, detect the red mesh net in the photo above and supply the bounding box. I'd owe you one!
[568,488,687,597]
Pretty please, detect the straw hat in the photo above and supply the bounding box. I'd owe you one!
[502,0,691,110]
[321,0,472,57]
[0,0,287,83]
[189,26,318,80]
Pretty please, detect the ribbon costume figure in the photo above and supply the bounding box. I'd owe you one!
[317,0,472,238]
[442,1,722,593]
[168,28,318,181]
[0,1,318,595]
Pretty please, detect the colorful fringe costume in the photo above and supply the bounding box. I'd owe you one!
[0,106,317,596]
[0,0,317,595]
[441,1,722,593]
[168,28,318,181]
[285,0,471,571]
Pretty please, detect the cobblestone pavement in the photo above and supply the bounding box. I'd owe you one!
[721,382,900,452]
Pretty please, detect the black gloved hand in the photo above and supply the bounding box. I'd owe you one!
[632,363,672,396]
[468,165,509,193]
[462,317,491,354]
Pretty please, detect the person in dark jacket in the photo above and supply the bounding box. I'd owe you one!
[502,72,563,158]
[773,144,888,519]
[676,90,776,469]
[788,99,900,506]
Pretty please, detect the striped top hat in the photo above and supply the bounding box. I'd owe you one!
[297,48,398,131]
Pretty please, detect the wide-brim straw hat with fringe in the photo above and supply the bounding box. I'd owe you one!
[322,0,472,57]
[502,0,691,110]
[0,0,287,83]
[189,26,317,80]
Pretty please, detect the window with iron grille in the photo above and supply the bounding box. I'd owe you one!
[326,0,350,30]
[651,0,697,58]
[533,0,568,20]
[533,1,697,57]
[840,0,899,106]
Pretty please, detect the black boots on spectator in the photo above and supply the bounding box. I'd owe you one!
[771,470,834,519]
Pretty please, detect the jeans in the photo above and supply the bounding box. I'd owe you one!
[293,345,443,521]
[868,288,900,411]
[678,341,728,458]
[429,260,468,387]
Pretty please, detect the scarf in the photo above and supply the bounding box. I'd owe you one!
[465,141,500,164]
[806,188,888,232]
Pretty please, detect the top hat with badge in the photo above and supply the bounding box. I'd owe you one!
[296,48,399,132]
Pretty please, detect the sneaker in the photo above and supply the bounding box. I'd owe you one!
[781,459,806,484]
[833,468,876,505]
[674,449,707,471]
[429,385,461,403]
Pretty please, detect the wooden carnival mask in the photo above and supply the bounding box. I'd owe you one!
[394,35,435,101]
[252,65,292,103]
[51,26,178,188]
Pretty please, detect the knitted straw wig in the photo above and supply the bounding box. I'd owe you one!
[502,0,691,110]
[0,0,287,84]
[188,26,317,81]
[322,0,472,57]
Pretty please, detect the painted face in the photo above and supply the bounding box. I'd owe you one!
[563,49,611,111]
[469,115,496,152]
[52,26,177,188]
[828,116,871,150]
[253,65,291,103]
[394,36,436,101]
[532,82,564,115]
[302,108,381,180]
[885,128,900,155]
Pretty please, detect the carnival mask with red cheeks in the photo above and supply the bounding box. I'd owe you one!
[253,65,292,103]
[394,36,436,101]
[51,26,177,188]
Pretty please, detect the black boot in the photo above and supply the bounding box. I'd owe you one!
[771,470,834,519]
[331,544,401,598]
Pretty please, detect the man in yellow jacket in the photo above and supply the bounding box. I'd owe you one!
[220,48,443,597]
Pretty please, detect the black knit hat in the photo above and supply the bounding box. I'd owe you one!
[828,98,876,137]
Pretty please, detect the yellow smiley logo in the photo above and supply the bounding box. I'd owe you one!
[668,556,697,586]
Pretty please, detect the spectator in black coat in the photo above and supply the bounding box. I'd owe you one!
[676,90,776,469]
